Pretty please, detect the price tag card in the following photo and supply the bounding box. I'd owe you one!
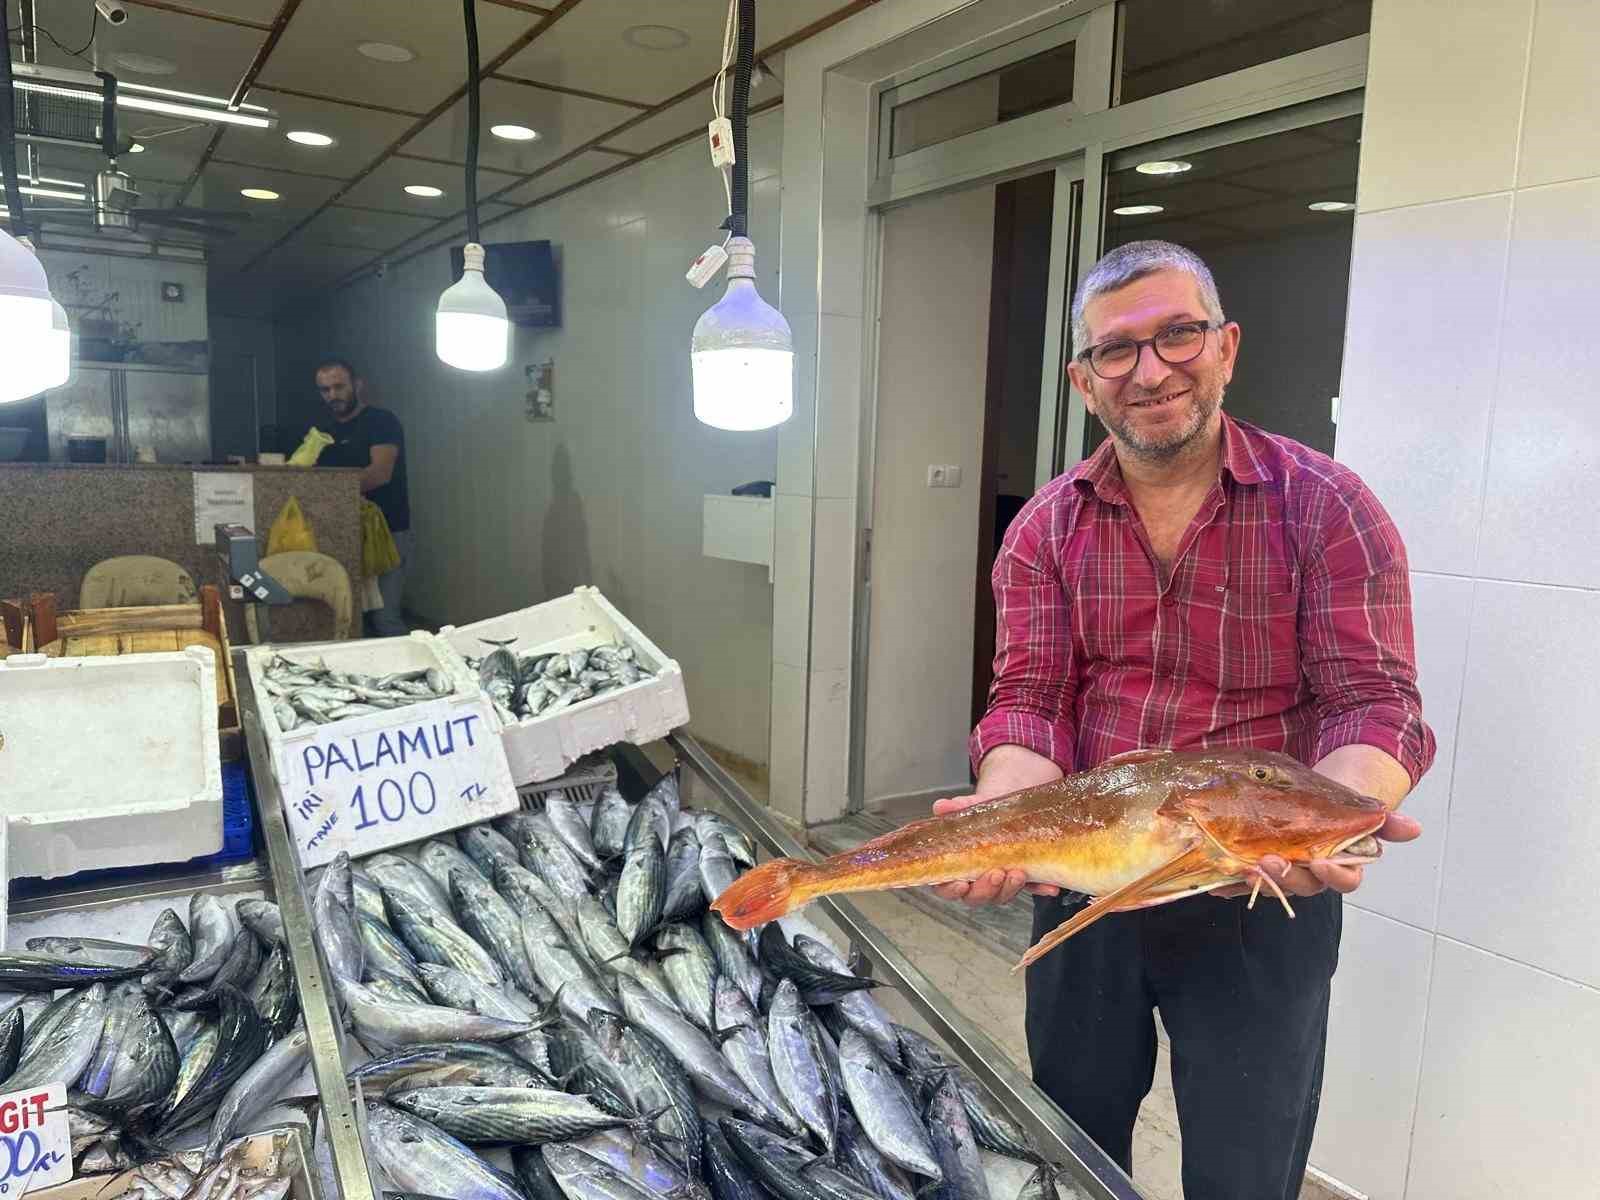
[0,1083,72,1195]
[272,695,520,869]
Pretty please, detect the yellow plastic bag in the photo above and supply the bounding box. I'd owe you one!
[287,426,334,466]
[361,499,401,577]
[267,495,318,555]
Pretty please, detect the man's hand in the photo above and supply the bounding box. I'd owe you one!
[928,745,1064,908]
[1214,808,1422,900]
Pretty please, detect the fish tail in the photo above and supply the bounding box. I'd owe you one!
[711,858,812,930]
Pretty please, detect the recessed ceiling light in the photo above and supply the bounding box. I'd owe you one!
[622,24,691,50]
[286,130,335,147]
[1113,204,1164,216]
[357,41,416,63]
[490,124,539,142]
[128,142,145,153]
[1308,200,1355,212]
[114,52,178,76]
[1135,159,1192,175]
[404,184,444,198]
[240,188,280,201]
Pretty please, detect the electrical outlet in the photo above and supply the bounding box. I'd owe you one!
[926,464,962,488]
[942,464,962,488]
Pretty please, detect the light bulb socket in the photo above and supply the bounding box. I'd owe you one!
[461,242,488,274]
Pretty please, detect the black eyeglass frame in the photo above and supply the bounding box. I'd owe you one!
[1075,320,1223,380]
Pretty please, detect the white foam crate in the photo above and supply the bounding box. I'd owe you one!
[0,646,224,880]
[441,586,691,786]
[241,630,483,780]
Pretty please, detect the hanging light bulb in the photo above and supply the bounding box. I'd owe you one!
[436,242,508,372]
[0,228,61,403]
[435,0,510,372]
[691,236,792,430]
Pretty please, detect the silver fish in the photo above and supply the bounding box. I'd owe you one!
[616,979,759,1115]
[167,1020,220,1111]
[178,895,238,984]
[366,975,433,1006]
[542,1144,658,1200]
[654,923,717,1032]
[616,836,665,949]
[458,824,522,876]
[697,833,742,908]
[2,983,108,1094]
[544,793,603,872]
[712,976,804,1137]
[27,937,153,968]
[449,869,540,997]
[924,1073,991,1200]
[160,1008,208,1054]
[490,858,585,947]
[519,816,592,905]
[350,1041,540,1092]
[839,1029,942,1178]
[414,964,553,1076]
[352,871,388,926]
[384,885,505,986]
[838,1109,917,1200]
[519,909,617,1026]
[420,840,490,895]
[79,981,152,1101]
[625,794,672,855]
[575,898,678,1011]
[235,899,285,946]
[391,1085,642,1144]
[203,1025,311,1163]
[571,1129,699,1199]
[154,985,270,1138]
[364,1100,526,1200]
[662,828,704,922]
[313,852,366,987]
[361,916,427,995]
[339,980,538,1052]
[794,935,900,1065]
[589,787,633,860]
[694,812,757,868]
[247,942,301,1041]
[368,853,454,915]
[587,1011,701,1178]
[768,978,838,1156]
[172,927,263,1011]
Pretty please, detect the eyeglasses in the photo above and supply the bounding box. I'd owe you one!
[1077,320,1220,380]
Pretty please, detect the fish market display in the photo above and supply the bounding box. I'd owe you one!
[465,639,654,725]
[311,768,1051,1200]
[712,747,1389,968]
[0,889,307,1178]
[257,652,454,729]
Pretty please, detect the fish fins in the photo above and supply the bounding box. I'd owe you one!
[1098,747,1170,767]
[1014,845,1216,971]
[709,857,808,930]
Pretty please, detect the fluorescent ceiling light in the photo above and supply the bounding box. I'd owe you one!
[1308,200,1355,212]
[286,130,335,147]
[490,124,538,141]
[1113,204,1164,215]
[1135,160,1192,175]
[22,174,85,189]
[357,41,416,63]
[404,185,444,198]
[20,185,87,201]
[12,79,274,128]
[240,188,280,200]
[118,81,270,112]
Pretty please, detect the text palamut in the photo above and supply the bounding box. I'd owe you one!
[299,714,484,786]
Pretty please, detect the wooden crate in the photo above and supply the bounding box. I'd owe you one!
[28,585,243,759]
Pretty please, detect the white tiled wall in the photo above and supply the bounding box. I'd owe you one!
[1327,1,1600,1194]
[275,112,784,767]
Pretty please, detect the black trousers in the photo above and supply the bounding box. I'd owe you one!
[1025,889,1340,1200]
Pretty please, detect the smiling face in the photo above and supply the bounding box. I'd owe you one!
[1068,267,1240,463]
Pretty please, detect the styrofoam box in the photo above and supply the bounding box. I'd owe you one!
[440,587,691,786]
[242,630,483,775]
[0,647,224,880]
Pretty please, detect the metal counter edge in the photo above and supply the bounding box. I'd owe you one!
[667,731,1147,1200]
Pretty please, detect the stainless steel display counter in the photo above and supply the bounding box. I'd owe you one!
[228,665,1150,1200]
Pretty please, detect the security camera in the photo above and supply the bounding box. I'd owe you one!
[95,1,130,25]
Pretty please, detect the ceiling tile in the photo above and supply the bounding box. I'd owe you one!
[208,90,420,178]
[297,205,444,252]
[600,89,784,157]
[338,156,522,214]
[483,150,627,208]
[31,5,269,100]
[498,0,838,106]
[402,79,636,175]
[131,0,285,22]
[258,0,540,112]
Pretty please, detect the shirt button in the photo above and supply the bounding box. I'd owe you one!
[1162,593,1177,607]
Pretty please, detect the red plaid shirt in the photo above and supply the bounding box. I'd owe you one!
[971,415,1435,785]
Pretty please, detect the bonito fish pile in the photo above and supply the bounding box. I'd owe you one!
[258,654,455,730]
[314,773,1056,1200]
[465,640,654,726]
[0,891,309,1187]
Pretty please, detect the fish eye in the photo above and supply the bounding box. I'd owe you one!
[1251,766,1271,782]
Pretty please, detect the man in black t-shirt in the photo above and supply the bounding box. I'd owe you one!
[313,357,412,637]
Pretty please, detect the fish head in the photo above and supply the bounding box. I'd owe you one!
[1164,749,1389,864]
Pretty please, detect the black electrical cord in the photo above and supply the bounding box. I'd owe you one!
[728,0,754,238]
[0,0,30,236]
[463,0,481,244]
[4,9,98,62]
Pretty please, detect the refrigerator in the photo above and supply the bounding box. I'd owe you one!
[44,361,211,464]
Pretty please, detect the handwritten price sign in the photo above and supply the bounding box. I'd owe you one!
[271,695,520,869]
[0,1084,71,1196]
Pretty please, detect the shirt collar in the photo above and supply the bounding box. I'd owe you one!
[1069,412,1271,503]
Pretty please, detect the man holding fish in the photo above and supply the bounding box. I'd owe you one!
[940,240,1435,1198]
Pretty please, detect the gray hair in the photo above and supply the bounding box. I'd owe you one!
[1070,240,1225,355]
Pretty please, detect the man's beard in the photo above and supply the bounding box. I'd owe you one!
[1096,372,1224,462]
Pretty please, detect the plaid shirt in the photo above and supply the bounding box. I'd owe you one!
[971,415,1436,786]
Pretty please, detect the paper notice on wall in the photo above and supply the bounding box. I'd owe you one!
[193,472,255,544]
